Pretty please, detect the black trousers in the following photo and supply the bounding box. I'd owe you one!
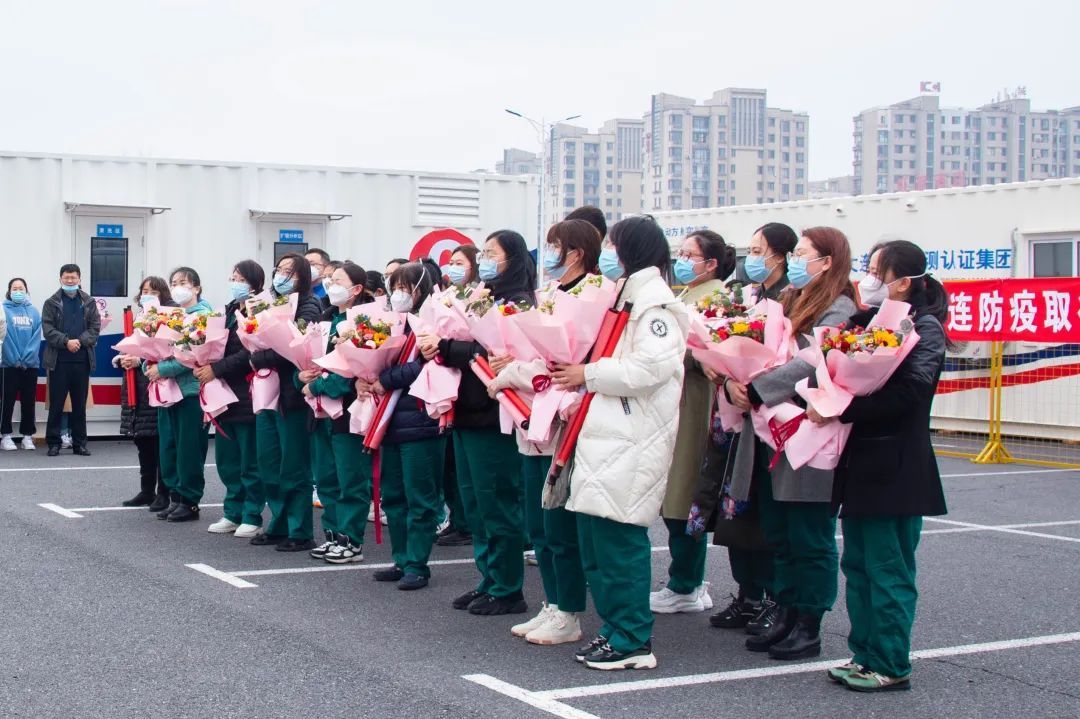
[1,367,39,436]
[133,435,165,496]
[46,362,90,448]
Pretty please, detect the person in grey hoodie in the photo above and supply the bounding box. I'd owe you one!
[1,278,41,450]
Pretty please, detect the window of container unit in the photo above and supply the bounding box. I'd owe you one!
[90,237,128,297]
[1031,239,1078,277]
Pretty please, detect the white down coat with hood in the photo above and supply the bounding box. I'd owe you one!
[565,266,690,527]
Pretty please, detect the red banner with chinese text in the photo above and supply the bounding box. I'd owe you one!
[944,279,1080,342]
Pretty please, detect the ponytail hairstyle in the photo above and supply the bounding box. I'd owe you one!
[754,222,799,269]
[782,227,855,335]
[687,229,737,280]
[610,215,671,277]
[389,262,435,311]
[875,239,948,324]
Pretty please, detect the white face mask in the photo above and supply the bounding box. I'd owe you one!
[858,275,889,307]
[389,290,414,313]
[171,285,194,306]
[327,283,354,308]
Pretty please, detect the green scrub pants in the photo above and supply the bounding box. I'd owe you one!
[311,417,339,536]
[158,397,209,505]
[214,420,262,526]
[255,408,313,541]
[381,436,446,578]
[577,512,652,653]
[522,454,587,612]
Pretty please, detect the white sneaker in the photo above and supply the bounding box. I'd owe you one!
[436,516,451,535]
[511,604,555,638]
[0,436,16,451]
[524,549,538,566]
[313,489,323,508]
[324,541,364,564]
[367,506,388,525]
[526,610,583,646]
[234,523,264,539]
[699,582,713,610]
[61,433,72,449]
[650,586,707,614]
[207,517,240,534]
[20,436,35,450]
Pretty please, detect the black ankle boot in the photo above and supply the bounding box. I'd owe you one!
[767,614,822,660]
[147,494,170,513]
[745,606,796,652]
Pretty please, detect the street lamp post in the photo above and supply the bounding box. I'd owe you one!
[504,109,582,267]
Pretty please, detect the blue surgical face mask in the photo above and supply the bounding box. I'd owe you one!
[140,295,158,308]
[9,291,27,304]
[598,248,623,280]
[543,250,568,280]
[673,258,707,286]
[229,281,251,301]
[273,273,295,295]
[61,283,79,295]
[478,258,502,282]
[786,256,826,290]
[743,254,773,284]
[445,264,467,286]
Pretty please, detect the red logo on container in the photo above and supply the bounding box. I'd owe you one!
[410,229,475,267]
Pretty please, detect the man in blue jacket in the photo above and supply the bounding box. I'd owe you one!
[41,264,100,456]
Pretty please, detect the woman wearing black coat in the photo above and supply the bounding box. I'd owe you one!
[419,229,537,616]
[194,260,265,538]
[808,239,948,693]
[119,277,174,510]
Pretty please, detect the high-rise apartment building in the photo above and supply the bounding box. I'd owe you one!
[642,88,810,211]
[548,118,644,227]
[853,88,1080,194]
[495,148,541,175]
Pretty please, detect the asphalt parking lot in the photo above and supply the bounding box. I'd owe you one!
[2,440,1078,719]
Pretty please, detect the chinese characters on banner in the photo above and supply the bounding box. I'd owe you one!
[850,248,1014,275]
[944,278,1080,342]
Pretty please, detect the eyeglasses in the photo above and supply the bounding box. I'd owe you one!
[478,252,505,261]
[675,251,704,262]
[275,268,295,278]
[787,253,828,263]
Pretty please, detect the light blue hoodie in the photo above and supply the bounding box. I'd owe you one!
[2,298,42,368]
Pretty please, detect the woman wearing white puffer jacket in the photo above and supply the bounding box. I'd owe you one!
[551,215,690,671]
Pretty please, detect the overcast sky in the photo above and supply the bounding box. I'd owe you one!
[1,0,1075,180]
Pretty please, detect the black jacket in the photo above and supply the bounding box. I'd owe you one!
[832,309,948,518]
[436,284,535,429]
[212,301,255,424]
[249,293,324,412]
[379,329,441,445]
[118,357,158,438]
[41,289,101,371]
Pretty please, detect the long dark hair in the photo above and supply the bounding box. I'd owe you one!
[135,276,173,306]
[389,262,435,312]
[419,257,447,291]
[876,239,948,324]
[610,215,671,277]
[275,253,312,296]
[687,229,737,280]
[486,230,537,299]
[233,260,266,295]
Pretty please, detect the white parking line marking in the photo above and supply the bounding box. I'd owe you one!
[924,517,1080,543]
[462,674,601,719]
[500,630,1080,703]
[232,557,478,578]
[939,468,1080,478]
[69,503,224,513]
[186,563,258,589]
[38,502,84,518]
[0,463,217,473]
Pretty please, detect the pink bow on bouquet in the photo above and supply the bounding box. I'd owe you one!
[687,298,794,432]
[314,303,407,435]
[507,275,617,443]
[789,299,921,470]
[172,314,239,421]
[112,318,185,408]
[405,289,474,420]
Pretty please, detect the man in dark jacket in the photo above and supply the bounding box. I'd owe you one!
[41,264,100,456]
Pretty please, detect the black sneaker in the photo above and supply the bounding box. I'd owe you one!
[583,641,657,671]
[746,599,781,636]
[147,494,170,513]
[122,491,155,507]
[452,589,484,610]
[709,594,762,629]
[72,446,92,457]
[575,634,609,663]
[156,501,180,520]
[166,504,200,522]
[397,573,429,591]
[250,533,287,546]
[47,446,60,457]
[309,530,335,560]
[436,530,473,547]
[276,538,316,552]
[373,566,405,582]
[746,606,797,652]
[468,592,527,616]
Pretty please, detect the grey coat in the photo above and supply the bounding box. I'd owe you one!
[729,293,858,503]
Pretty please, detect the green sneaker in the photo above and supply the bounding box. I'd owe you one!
[827,661,862,683]
[843,669,912,692]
